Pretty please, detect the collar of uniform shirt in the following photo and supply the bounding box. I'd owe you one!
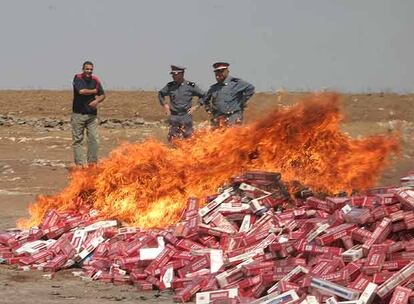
[222,75,231,86]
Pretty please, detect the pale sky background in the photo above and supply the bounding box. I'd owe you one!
[0,0,413,92]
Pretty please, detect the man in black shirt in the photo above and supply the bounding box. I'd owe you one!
[71,61,105,165]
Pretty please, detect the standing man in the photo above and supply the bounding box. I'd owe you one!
[71,61,105,166]
[202,62,255,127]
[158,65,205,141]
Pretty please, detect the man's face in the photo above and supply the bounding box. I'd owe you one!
[215,68,229,83]
[82,64,94,78]
[171,72,184,83]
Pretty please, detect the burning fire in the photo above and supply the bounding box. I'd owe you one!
[19,93,399,228]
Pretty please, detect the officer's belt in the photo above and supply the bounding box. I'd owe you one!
[170,110,188,116]
[215,109,241,116]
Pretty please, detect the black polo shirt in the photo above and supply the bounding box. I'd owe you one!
[72,74,105,115]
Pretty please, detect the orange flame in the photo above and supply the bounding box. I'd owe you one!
[19,93,399,228]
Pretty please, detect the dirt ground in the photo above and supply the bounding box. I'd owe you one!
[0,90,413,303]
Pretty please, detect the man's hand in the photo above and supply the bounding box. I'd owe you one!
[164,104,171,116]
[89,100,99,109]
[187,105,197,114]
[241,101,247,110]
[205,105,212,114]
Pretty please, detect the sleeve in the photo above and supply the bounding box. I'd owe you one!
[92,75,104,95]
[97,81,105,96]
[239,80,255,106]
[72,76,86,93]
[158,85,169,106]
[200,88,212,109]
[192,84,206,103]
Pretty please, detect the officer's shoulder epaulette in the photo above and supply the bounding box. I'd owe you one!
[167,81,175,86]
[187,81,195,87]
[231,78,240,82]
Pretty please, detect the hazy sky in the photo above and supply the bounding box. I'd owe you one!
[1,0,413,92]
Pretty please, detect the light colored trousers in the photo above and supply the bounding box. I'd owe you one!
[71,113,99,165]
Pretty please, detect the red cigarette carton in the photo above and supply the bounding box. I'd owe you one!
[389,286,411,304]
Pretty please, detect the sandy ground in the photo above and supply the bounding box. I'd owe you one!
[0,90,413,303]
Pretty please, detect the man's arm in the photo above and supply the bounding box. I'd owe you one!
[158,85,171,115]
[95,94,106,103]
[188,83,206,113]
[158,85,169,106]
[88,82,105,109]
[79,88,98,95]
[73,77,97,95]
[199,88,212,113]
[192,83,205,99]
[240,80,255,108]
[88,93,105,109]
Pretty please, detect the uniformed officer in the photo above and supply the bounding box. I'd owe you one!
[202,62,255,127]
[158,65,205,141]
